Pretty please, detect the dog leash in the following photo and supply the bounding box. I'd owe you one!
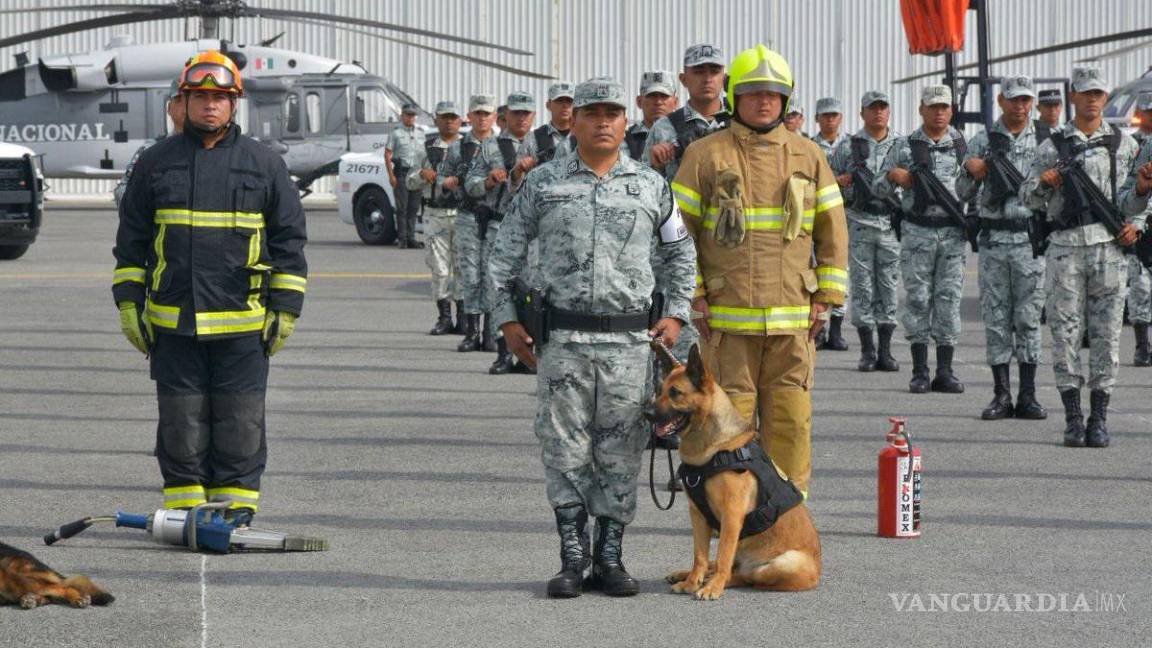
[649,443,677,510]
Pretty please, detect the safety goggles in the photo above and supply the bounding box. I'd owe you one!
[183,63,238,91]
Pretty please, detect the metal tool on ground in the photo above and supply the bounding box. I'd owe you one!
[43,501,329,553]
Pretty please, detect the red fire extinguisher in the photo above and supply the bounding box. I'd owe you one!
[878,417,922,538]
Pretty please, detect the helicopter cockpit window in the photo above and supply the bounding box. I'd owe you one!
[1103,91,1135,120]
[283,94,300,133]
[306,92,321,134]
[355,87,400,124]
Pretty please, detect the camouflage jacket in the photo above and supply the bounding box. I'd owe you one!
[404,134,461,205]
[829,128,902,230]
[465,131,526,214]
[956,118,1040,244]
[440,131,496,214]
[641,103,728,180]
[810,131,847,161]
[489,153,697,344]
[874,126,967,218]
[1118,138,1152,223]
[517,123,574,164]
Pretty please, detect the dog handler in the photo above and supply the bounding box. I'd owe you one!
[671,45,848,497]
[113,51,307,525]
[490,78,697,598]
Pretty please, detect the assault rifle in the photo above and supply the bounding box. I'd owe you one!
[1055,150,1152,269]
[908,162,980,252]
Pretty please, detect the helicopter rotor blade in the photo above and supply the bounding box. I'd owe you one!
[0,4,166,15]
[243,7,533,57]
[1075,39,1152,63]
[260,31,287,47]
[276,17,555,80]
[893,27,1152,85]
[0,11,171,50]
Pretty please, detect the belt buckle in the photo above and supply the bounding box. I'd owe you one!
[597,314,613,332]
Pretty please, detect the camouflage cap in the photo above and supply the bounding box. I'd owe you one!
[786,102,804,116]
[1037,89,1063,105]
[860,90,890,108]
[1136,92,1152,112]
[401,102,420,114]
[1071,67,1110,94]
[573,77,627,109]
[167,79,181,99]
[548,82,575,101]
[921,85,953,106]
[434,100,460,116]
[506,91,535,112]
[468,93,497,113]
[639,70,677,96]
[683,43,724,68]
[1000,75,1036,99]
[815,97,842,115]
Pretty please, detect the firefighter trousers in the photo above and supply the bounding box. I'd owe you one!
[150,333,269,512]
[703,332,815,496]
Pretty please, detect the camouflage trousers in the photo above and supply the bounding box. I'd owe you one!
[899,223,967,346]
[1045,242,1127,393]
[423,207,458,301]
[1126,256,1151,324]
[454,211,485,314]
[848,222,901,328]
[978,240,1045,366]
[481,218,503,340]
[535,335,652,523]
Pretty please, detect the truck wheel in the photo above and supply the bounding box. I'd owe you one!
[0,244,29,260]
[353,187,396,245]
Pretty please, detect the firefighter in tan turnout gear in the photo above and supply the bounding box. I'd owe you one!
[671,45,848,496]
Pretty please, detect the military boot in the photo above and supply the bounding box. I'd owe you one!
[930,345,965,393]
[429,299,454,336]
[453,300,466,335]
[1085,389,1111,448]
[822,315,849,351]
[876,323,900,372]
[1060,389,1086,447]
[981,363,1013,420]
[909,343,930,394]
[856,327,877,372]
[585,517,639,597]
[489,338,515,375]
[1014,363,1047,420]
[456,314,482,352]
[1133,323,1151,367]
[546,505,591,598]
[481,314,497,352]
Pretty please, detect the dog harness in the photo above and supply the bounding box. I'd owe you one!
[677,440,804,538]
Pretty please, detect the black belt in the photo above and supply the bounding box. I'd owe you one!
[851,200,895,216]
[422,198,460,208]
[1051,208,1101,232]
[549,308,651,333]
[903,212,958,229]
[979,217,1029,232]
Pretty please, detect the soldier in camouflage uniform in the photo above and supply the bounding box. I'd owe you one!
[509,82,575,187]
[623,71,678,160]
[407,100,463,336]
[114,80,184,206]
[490,78,696,599]
[957,76,1048,421]
[386,103,425,248]
[1036,89,1064,131]
[812,97,850,351]
[444,94,499,353]
[830,91,902,373]
[465,91,537,374]
[875,85,969,395]
[1022,68,1142,448]
[1124,93,1152,367]
[783,103,806,136]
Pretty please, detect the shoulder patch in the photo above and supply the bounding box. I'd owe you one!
[659,204,689,244]
[626,183,640,196]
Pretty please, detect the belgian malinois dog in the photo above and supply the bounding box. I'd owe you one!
[651,343,821,599]
[0,541,114,609]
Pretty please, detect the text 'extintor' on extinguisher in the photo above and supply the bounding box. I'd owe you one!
[878,416,922,539]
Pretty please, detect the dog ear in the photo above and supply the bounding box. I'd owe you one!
[686,344,706,390]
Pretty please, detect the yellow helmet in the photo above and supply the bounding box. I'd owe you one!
[725,45,794,112]
[179,50,243,96]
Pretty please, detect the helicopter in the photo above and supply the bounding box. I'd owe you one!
[0,0,553,189]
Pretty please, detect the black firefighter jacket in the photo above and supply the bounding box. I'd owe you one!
[113,125,307,339]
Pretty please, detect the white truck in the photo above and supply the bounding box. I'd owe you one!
[0,142,44,260]
[335,151,399,245]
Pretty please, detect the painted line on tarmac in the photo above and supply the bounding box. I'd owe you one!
[0,272,431,280]
[201,555,209,648]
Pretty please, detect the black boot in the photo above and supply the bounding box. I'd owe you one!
[981,363,1013,420]
[1134,323,1151,367]
[823,315,849,351]
[453,300,466,335]
[456,314,482,352]
[1060,389,1086,447]
[429,299,454,336]
[930,345,965,393]
[1014,363,1047,420]
[489,338,515,374]
[546,505,591,598]
[511,360,536,374]
[1085,389,1110,448]
[909,343,930,394]
[876,323,900,372]
[481,314,497,352]
[585,518,639,597]
[857,327,877,372]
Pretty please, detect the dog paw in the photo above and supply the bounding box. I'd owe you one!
[670,579,701,594]
[693,580,726,601]
[664,570,690,584]
[71,595,91,609]
[19,593,40,609]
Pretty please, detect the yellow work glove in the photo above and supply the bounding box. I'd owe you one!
[713,167,745,247]
[261,311,297,357]
[783,174,814,242]
[118,301,153,356]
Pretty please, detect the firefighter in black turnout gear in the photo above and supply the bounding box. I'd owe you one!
[113,51,307,523]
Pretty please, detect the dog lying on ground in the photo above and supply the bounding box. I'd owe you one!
[0,541,114,609]
[652,343,821,600]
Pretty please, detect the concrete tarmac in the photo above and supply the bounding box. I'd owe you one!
[1,208,1149,647]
